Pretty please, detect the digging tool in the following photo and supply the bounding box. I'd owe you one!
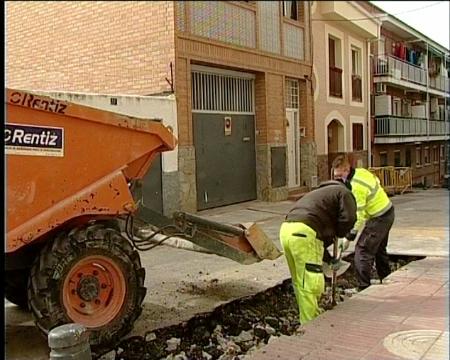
[323,237,351,306]
[331,237,338,306]
[323,239,351,278]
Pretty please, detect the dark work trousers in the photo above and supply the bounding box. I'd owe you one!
[354,206,395,289]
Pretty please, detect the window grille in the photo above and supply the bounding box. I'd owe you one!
[285,78,299,109]
[282,1,298,20]
[191,71,254,113]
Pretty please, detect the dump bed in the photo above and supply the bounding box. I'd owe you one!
[6,89,177,253]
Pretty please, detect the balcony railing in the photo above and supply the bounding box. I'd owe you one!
[329,66,342,98]
[374,116,447,137]
[352,75,362,102]
[429,75,450,93]
[374,55,427,86]
[429,120,448,135]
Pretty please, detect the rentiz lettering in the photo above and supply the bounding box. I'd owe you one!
[5,123,64,157]
[9,91,67,114]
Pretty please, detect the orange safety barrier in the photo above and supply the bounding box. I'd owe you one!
[369,166,413,195]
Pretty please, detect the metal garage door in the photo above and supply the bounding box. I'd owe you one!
[192,65,256,210]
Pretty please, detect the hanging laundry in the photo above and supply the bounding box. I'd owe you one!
[410,49,416,65]
[392,42,397,57]
[400,43,407,61]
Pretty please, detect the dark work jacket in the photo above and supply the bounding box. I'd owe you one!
[284,180,357,248]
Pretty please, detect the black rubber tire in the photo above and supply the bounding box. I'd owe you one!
[5,269,30,309]
[28,223,146,355]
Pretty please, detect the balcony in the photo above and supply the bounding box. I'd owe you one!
[374,116,448,143]
[375,116,427,136]
[429,119,448,135]
[352,75,362,102]
[320,1,378,38]
[329,66,343,98]
[374,55,427,87]
[429,75,450,93]
[374,55,450,96]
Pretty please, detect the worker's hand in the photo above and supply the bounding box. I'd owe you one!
[345,229,358,241]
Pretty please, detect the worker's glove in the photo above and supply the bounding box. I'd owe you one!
[340,238,351,252]
[329,258,342,271]
[345,229,358,241]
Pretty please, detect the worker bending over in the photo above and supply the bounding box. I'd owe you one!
[332,155,395,291]
[280,180,356,324]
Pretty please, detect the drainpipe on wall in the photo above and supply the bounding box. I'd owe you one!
[366,20,382,168]
[426,43,430,139]
[367,39,372,167]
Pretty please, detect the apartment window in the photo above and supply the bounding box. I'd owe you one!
[424,147,430,165]
[352,123,364,151]
[402,99,411,117]
[282,1,298,20]
[329,36,342,98]
[380,152,388,166]
[405,148,411,167]
[433,146,439,163]
[393,98,402,116]
[351,48,361,76]
[394,150,401,167]
[285,78,299,109]
[351,47,362,102]
[416,147,422,167]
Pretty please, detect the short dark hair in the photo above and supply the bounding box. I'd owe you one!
[332,155,351,169]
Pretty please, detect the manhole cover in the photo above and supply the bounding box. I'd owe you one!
[383,330,447,360]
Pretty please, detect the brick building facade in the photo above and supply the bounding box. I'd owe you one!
[6,1,316,212]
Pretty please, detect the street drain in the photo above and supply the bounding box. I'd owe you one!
[105,255,424,360]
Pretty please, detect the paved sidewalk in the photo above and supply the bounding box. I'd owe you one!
[248,257,449,360]
[5,189,449,360]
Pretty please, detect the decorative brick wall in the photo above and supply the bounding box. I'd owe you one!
[6,1,175,95]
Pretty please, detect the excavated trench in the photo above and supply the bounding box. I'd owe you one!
[109,255,424,360]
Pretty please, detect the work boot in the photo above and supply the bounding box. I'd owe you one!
[343,288,359,296]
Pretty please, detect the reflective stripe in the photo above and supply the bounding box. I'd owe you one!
[352,177,373,191]
[369,202,392,218]
[357,205,366,211]
[367,183,380,201]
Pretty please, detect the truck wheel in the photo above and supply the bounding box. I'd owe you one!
[28,223,146,354]
[5,269,30,309]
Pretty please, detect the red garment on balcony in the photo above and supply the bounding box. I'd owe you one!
[399,43,407,61]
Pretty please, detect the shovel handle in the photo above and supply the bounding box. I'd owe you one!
[331,237,338,306]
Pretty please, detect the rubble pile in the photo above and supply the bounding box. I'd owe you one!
[109,255,420,360]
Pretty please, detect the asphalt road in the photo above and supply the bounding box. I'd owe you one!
[5,188,448,359]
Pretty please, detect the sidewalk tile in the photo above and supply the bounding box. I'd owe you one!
[247,258,449,360]
[422,331,449,360]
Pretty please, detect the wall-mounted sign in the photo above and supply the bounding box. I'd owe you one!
[224,117,232,136]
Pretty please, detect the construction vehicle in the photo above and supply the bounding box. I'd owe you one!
[5,89,281,355]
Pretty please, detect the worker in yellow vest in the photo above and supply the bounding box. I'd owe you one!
[332,155,395,291]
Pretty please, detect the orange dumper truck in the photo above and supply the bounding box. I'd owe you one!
[5,89,281,355]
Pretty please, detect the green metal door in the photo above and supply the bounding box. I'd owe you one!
[194,113,256,210]
[141,153,163,214]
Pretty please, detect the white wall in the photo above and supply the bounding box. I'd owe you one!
[30,91,179,173]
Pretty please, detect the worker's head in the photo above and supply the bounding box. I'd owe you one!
[332,155,351,182]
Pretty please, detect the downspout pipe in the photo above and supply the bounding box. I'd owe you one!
[367,39,372,167]
[367,23,381,167]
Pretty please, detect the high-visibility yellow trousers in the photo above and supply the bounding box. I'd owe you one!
[280,222,325,324]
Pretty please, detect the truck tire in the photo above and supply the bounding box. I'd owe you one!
[5,269,30,309]
[28,223,146,355]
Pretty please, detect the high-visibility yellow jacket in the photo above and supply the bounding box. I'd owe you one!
[349,168,392,230]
